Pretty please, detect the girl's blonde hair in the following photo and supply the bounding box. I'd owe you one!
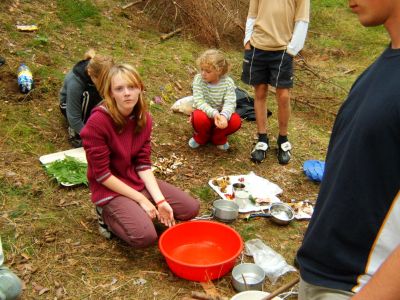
[84,49,114,97]
[196,49,230,76]
[103,64,147,133]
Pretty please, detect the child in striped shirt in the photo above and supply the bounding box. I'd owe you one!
[188,49,241,150]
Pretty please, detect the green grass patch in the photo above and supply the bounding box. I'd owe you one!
[56,0,100,27]
[317,0,346,7]
[0,180,33,198]
[191,185,215,202]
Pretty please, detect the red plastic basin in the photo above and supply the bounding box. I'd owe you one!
[159,221,243,281]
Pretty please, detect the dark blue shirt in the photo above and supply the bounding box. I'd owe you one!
[297,46,400,292]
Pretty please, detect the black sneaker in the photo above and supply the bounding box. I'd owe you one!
[250,141,269,163]
[277,141,292,164]
[96,207,113,239]
[69,137,82,148]
[68,127,82,148]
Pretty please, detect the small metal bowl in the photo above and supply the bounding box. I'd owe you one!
[232,182,246,192]
[269,203,295,226]
[231,263,265,292]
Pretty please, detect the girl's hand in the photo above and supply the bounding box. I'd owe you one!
[215,114,228,129]
[139,198,159,220]
[157,202,175,227]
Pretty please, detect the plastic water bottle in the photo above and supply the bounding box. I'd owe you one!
[0,239,22,300]
[0,237,3,267]
[0,267,22,300]
[17,63,33,94]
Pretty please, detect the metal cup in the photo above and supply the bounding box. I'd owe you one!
[232,182,246,192]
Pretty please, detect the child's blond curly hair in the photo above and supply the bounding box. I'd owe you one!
[196,49,230,76]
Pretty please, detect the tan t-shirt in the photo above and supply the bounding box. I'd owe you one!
[248,0,310,51]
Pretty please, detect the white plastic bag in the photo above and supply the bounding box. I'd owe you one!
[171,96,194,115]
[245,239,297,284]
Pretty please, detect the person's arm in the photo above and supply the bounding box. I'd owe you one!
[220,78,237,121]
[286,20,309,56]
[244,17,255,48]
[351,245,400,300]
[192,74,218,118]
[138,169,175,227]
[244,0,258,49]
[102,175,159,220]
[65,75,86,134]
[134,115,175,227]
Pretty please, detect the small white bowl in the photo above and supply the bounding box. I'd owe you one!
[231,290,282,300]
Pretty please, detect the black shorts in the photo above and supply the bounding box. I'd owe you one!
[241,46,293,88]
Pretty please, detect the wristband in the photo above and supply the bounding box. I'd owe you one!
[156,199,166,206]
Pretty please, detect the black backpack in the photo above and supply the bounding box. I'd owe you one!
[235,87,272,121]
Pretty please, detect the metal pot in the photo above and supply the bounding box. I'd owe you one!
[212,199,239,223]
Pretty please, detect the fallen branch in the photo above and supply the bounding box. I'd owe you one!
[121,0,144,9]
[343,68,355,74]
[262,277,300,300]
[160,27,183,41]
[292,96,337,117]
[296,55,349,94]
[269,87,337,116]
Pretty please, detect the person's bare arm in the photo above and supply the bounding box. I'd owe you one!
[102,175,159,220]
[138,169,175,227]
[351,245,400,300]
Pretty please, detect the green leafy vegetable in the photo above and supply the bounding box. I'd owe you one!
[249,194,256,204]
[45,156,88,186]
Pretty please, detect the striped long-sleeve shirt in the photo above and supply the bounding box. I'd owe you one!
[80,106,152,206]
[192,74,237,120]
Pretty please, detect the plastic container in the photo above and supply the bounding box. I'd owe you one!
[0,267,22,300]
[234,190,249,210]
[17,63,33,94]
[159,221,243,281]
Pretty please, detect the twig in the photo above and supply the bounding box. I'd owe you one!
[292,96,337,117]
[142,0,152,11]
[79,220,92,232]
[241,273,248,290]
[262,277,300,300]
[122,0,144,9]
[157,3,171,26]
[160,27,183,41]
[296,55,349,94]
[139,270,169,276]
[214,0,244,32]
[308,30,335,39]
[343,68,355,74]
[103,277,138,296]
[170,287,183,300]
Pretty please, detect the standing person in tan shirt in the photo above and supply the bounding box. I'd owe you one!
[241,0,310,164]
